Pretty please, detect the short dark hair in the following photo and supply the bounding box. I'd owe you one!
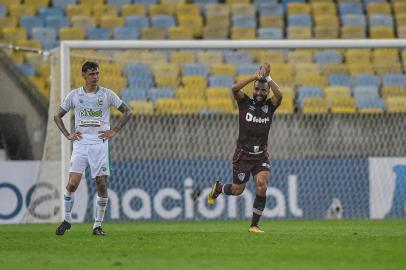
[82,61,99,73]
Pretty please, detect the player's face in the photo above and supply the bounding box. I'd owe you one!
[82,68,99,87]
[253,81,269,103]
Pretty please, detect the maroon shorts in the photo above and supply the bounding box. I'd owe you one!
[232,148,270,184]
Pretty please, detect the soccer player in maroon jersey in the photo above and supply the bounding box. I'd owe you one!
[208,63,283,233]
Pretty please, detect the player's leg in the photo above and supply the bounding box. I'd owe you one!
[249,170,270,233]
[56,144,88,236]
[89,141,110,236]
[208,150,250,205]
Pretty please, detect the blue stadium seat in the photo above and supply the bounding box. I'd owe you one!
[288,15,312,27]
[125,16,149,31]
[121,88,148,101]
[329,74,352,88]
[315,51,342,65]
[356,97,385,110]
[45,16,70,31]
[182,64,209,77]
[339,3,363,15]
[353,74,380,87]
[369,14,394,28]
[193,0,219,4]
[257,27,283,39]
[133,0,158,7]
[16,64,36,76]
[107,0,132,12]
[353,86,380,99]
[297,86,324,107]
[20,16,45,39]
[254,0,278,7]
[208,75,234,87]
[114,27,139,40]
[52,0,78,9]
[125,63,151,76]
[151,15,176,30]
[148,87,174,102]
[126,64,153,89]
[224,50,252,64]
[86,27,111,40]
[232,15,257,28]
[128,77,153,89]
[237,63,258,75]
[259,3,283,17]
[32,27,58,44]
[0,4,6,17]
[38,7,65,19]
[383,74,406,86]
[42,41,60,50]
[363,0,386,5]
[341,14,366,28]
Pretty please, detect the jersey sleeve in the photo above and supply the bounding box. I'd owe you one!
[267,99,277,113]
[60,90,75,112]
[107,89,124,109]
[237,93,250,107]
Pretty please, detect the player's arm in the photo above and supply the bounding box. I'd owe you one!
[264,63,283,108]
[98,102,132,140]
[54,107,82,141]
[112,102,132,133]
[231,75,257,102]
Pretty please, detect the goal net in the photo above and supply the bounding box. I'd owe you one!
[23,40,406,223]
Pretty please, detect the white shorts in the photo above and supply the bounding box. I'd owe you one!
[69,141,111,178]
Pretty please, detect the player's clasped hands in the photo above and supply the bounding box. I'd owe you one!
[98,130,116,140]
[67,131,82,141]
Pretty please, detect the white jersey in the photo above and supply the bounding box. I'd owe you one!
[60,86,123,145]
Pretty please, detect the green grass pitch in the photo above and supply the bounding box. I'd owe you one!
[1,220,405,270]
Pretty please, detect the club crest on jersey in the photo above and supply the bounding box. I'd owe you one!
[238,173,245,181]
[261,105,268,113]
[97,97,103,106]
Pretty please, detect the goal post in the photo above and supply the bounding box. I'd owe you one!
[22,39,406,224]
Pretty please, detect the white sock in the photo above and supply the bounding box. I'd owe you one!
[64,190,75,223]
[93,196,108,229]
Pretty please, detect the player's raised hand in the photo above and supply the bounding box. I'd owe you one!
[263,62,271,76]
[67,131,82,141]
[98,130,116,140]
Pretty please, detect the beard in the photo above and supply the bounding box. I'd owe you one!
[253,94,267,104]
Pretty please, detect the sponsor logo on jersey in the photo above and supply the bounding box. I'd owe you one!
[80,109,102,117]
[245,112,270,124]
[238,173,245,182]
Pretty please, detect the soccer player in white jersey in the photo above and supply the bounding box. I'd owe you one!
[54,61,131,236]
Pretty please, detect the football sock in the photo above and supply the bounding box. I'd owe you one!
[222,184,233,195]
[64,190,75,223]
[93,196,108,229]
[251,195,266,227]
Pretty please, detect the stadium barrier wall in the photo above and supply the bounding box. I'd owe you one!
[1,157,405,224]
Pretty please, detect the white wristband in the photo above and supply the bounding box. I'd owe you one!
[266,75,272,82]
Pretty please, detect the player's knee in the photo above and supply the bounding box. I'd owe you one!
[96,179,108,197]
[234,184,245,195]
